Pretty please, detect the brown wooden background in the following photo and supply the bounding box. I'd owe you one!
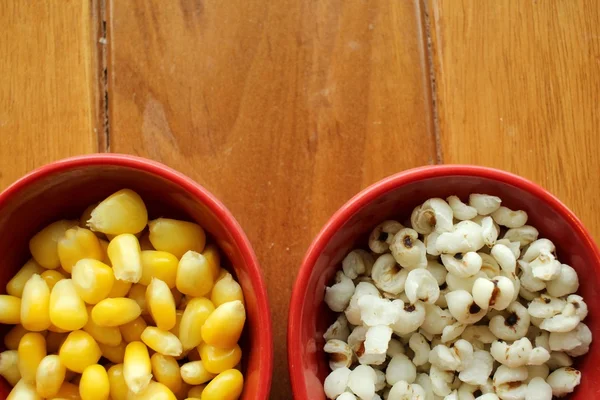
[1,1,599,397]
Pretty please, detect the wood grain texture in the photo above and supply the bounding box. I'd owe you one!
[0,1,100,189]
[428,0,600,240]
[107,0,435,396]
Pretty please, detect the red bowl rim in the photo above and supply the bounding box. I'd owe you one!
[288,164,600,397]
[0,153,273,398]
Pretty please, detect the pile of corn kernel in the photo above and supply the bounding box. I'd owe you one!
[0,189,246,400]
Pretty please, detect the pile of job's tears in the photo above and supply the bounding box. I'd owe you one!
[322,194,591,400]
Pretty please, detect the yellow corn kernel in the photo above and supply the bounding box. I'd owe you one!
[120,316,147,343]
[98,341,127,364]
[180,361,215,385]
[107,364,128,400]
[198,343,242,374]
[148,218,206,259]
[107,234,142,283]
[201,300,245,349]
[127,283,148,314]
[41,269,66,290]
[188,385,206,398]
[0,350,21,386]
[36,355,66,398]
[4,325,29,350]
[18,332,46,383]
[210,272,244,308]
[169,310,184,338]
[139,251,178,287]
[59,330,101,373]
[54,381,81,399]
[201,369,243,400]
[132,381,177,400]
[21,274,51,331]
[50,279,88,331]
[141,327,182,357]
[72,259,115,304]
[87,189,148,235]
[108,278,132,298]
[58,227,104,273]
[79,364,110,400]
[171,288,184,308]
[151,353,183,394]
[139,232,154,251]
[46,331,69,354]
[83,305,122,346]
[146,278,176,331]
[29,220,78,270]
[80,202,99,228]
[0,295,21,324]
[179,298,215,350]
[6,259,45,297]
[176,251,214,298]
[91,298,141,327]
[202,244,221,280]
[7,379,41,400]
[123,341,152,394]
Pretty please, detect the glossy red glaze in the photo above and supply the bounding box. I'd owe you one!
[0,154,272,399]
[289,165,600,399]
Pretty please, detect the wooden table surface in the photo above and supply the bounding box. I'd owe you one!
[1,1,599,397]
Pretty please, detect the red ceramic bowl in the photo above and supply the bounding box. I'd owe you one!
[288,165,600,399]
[0,154,272,398]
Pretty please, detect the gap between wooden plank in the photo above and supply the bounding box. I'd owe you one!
[94,0,109,152]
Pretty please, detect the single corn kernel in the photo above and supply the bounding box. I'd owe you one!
[146,278,177,331]
[58,227,104,273]
[18,332,46,383]
[198,343,242,374]
[201,369,244,400]
[99,341,127,364]
[21,274,51,331]
[49,279,88,331]
[0,350,21,386]
[169,310,184,338]
[202,244,221,280]
[171,288,184,308]
[107,234,142,283]
[7,379,40,400]
[92,298,142,327]
[107,364,128,400]
[29,220,78,269]
[6,259,44,297]
[54,381,81,399]
[4,325,29,350]
[139,232,154,251]
[128,283,148,314]
[201,300,245,349]
[120,316,147,343]
[87,189,148,235]
[72,259,115,304]
[188,385,206,398]
[148,218,206,259]
[123,341,152,394]
[80,364,110,400]
[187,347,201,361]
[133,381,177,400]
[0,295,22,324]
[36,355,66,398]
[59,330,102,373]
[210,272,244,308]
[46,331,69,354]
[41,269,66,290]
[176,251,214,298]
[179,298,215,350]
[180,361,216,385]
[108,279,132,298]
[83,305,123,346]
[80,202,99,228]
[140,251,178,287]
[151,353,183,394]
[141,327,183,357]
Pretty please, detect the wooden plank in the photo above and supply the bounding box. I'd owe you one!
[428,0,600,240]
[0,1,101,189]
[107,0,435,395]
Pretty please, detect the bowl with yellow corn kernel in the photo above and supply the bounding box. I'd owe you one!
[0,154,273,399]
